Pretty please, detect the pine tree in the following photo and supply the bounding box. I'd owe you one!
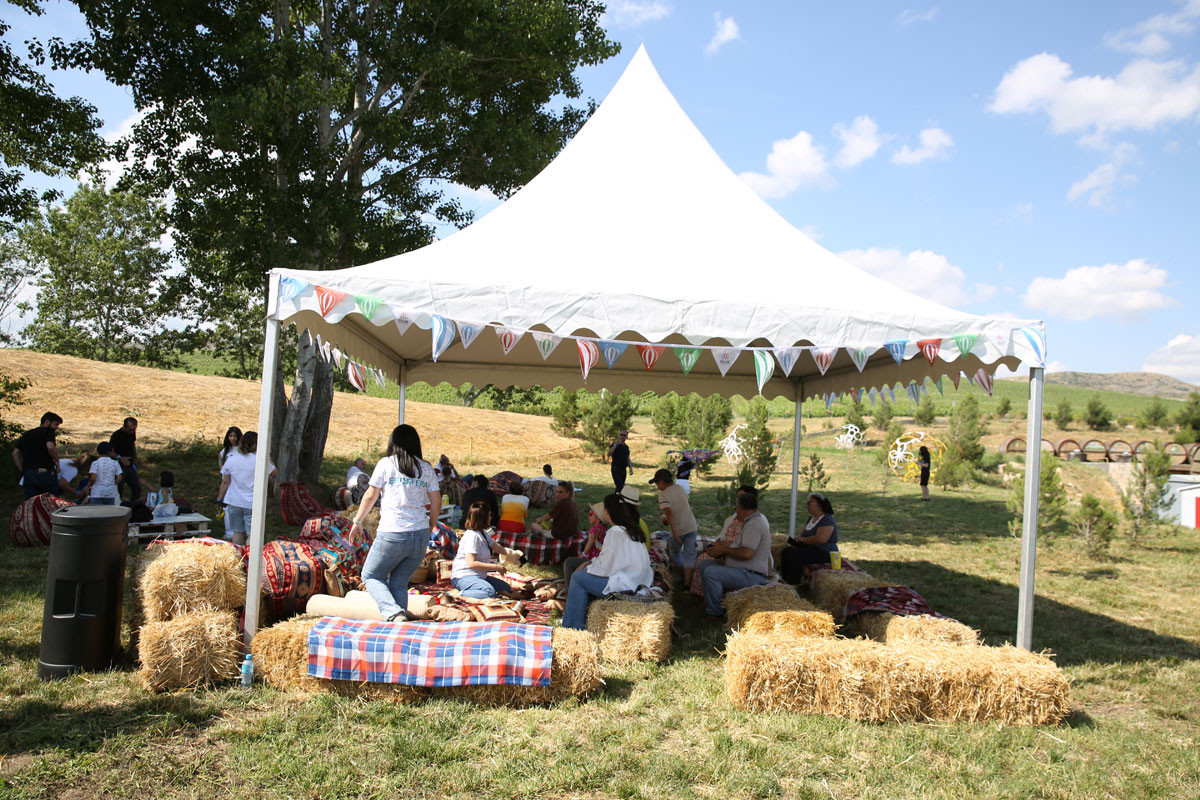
[1084,393,1113,431]
[1121,447,1172,545]
[913,394,937,425]
[550,389,582,438]
[580,390,636,458]
[1007,460,1068,537]
[871,400,894,430]
[1140,396,1168,429]
[947,394,986,468]
[1053,399,1073,430]
[740,396,778,492]
[1073,494,1117,559]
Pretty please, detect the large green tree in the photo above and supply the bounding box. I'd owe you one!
[1,1,101,228]
[57,0,618,482]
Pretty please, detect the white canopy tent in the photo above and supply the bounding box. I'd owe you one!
[244,46,1047,647]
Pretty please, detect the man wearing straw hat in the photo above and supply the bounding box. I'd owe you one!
[698,492,771,621]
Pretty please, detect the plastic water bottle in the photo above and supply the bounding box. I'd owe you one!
[240,653,254,687]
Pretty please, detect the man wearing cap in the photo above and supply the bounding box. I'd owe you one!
[698,492,771,621]
[607,430,632,491]
[651,468,699,588]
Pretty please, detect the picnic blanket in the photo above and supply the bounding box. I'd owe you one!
[842,585,951,622]
[306,618,553,687]
[495,529,584,565]
[280,482,327,526]
[9,493,75,547]
[408,573,557,625]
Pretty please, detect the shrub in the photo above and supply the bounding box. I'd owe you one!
[913,394,936,425]
[550,389,582,438]
[1073,494,1117,559]
[1121,446,1172,545]
[652,392,683,438]
[933,451,970,491]
[995,396,1012,418]
[871,400,894,431]
[0,371,31,446]
[1084,393,1113,431]
[844,400,867,432]
[580,390,636,458]
[797,452,829,493]
[1175,391,1200,443]
[1140,396,1169,429]
[739,397,778,493]
[1007,459,1068,538]
[1053,399,1073,430]
[946,394,986,469]
[884,420,904,452]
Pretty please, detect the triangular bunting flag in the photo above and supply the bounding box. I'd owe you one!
[347,362,367,392]
[531,332,561,360]
[496,326,522,356]
[372,368,386,388]
[712,347,741,376]
[934,376,945,395]
[849,347,874,373]
[577,339,600,381]
[985,329,1012,357]
[392,309,414,336]
[674,347,701,375]
[320,339,332,362]
[916,338,942,364]
[951,333,979,358]
[354,294,383,321]
[811,347,836,376]
[599,341,628,369]
[753,351,775,394]
[849,388,860,403]
[278,276,306,303]
[635,344,666,370]
[824,393,834,411]
[905,382,919,405]
[315,286,347,317]
[431,315,455,362]
[884,340,908,364]
[885,384,896,404]
[949,371,961,390]
[868,387,879,405]
[331,347,344,369]
[772,347,804,377]
[974,367,994,395]
[1020,326,1046,366]
[964,371,976,387]
[455,321,485,350]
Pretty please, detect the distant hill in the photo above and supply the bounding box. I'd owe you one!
[1041,371,1197,401]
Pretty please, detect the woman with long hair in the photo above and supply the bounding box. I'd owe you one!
[917,445,931,501]
[350,424,441,622]
[217,431,274,546]
[561,493,654,629]
[451,501,511,599]
[218,426,242,469]
[778,492,839,584]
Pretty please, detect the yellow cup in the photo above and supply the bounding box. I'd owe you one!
[830,551,842,570]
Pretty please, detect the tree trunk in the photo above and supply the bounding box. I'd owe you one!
[276,329,319,483]
[299,356,333,482]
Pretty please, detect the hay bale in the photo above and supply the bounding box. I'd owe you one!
[723,584,810,630]
[138,611,241,692]
[724,632,1070,726]
[250,615,322,692]
[586,599,673,663]
[741,609,836,639]
[448,627,603,707]
[847,612,980,646]
[808,571,890,621]
[140,543,246,623]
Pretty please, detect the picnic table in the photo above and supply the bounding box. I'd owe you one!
[127,512,213,542]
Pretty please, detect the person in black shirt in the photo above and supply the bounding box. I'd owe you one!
[109,416,141,502]
[13,412,62,499]
[460,474,500,528]
[607,429,632,491]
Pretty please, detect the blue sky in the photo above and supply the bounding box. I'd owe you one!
[6,1,1200,384]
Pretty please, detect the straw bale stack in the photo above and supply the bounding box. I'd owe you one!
[741,609,836,639]
[808,571,890,621]
[587,599,673,663]
[725,632,1070,726]
[251,618,602,706]
[345,503,381,538]
[140,543,246,623]
[724,584,810,630]
[847,612,979,646]
[138,610,241,692]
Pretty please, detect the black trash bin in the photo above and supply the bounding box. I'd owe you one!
[38,505,132,680]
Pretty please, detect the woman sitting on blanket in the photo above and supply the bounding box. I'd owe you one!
[778,492,839,584]
[450,501,511,599]
[561,494,654,630]
[498,479,529,534]
[689,485,757,597]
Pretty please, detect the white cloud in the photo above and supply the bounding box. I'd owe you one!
[988,52,1200,135]
[891,127,954,164]
[1067,143,1138,207]
[1022,258,1176,321]
[1104,0,1200,56]
[999,201,1034,224]
[602,1,672,27]
[833,115,887,167]
[837,247,996,306]
[704,13,740,56]
[739,130,830,198]
[898,8,938,25]
[1143,332,1200,384]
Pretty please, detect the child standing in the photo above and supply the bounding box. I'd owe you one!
[88,442,123,505]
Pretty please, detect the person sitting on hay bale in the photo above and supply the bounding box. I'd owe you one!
[451,502,511,599]
[563,504,608,590]
[531,481,579,540]
[778,493,839,584]
[497,480,529,534]
[697,492,771,622]
[344,457,371,504]
[461,474,500,527]
[561,495,654,630]
[690,485,757,597]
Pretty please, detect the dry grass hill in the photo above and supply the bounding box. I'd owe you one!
[1041,370,1196,400]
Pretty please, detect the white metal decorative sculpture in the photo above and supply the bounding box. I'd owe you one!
[888,431,945,481]
[834,423,865,450]
[719,424,747,464]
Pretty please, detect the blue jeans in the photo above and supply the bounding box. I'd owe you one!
[88,496,117,505]
[699,560,767,617]
[562,569,609,629]
[362,529,428,620]
[668,530,699,568]
[452,572,511,599]
[225,505,252,534]
[22,469,59,499]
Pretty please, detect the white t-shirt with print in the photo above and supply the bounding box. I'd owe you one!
[221,451,275,509]
[451,528,496,581]
[89,457,122,500]
[369,456,438,533]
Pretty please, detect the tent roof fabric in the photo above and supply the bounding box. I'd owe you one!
[273,45,1042,400]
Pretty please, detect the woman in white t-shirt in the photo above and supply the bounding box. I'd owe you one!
[561,494,654,630]
[450,501,510,599]
[217,431,275,545]
[350,424,441,622]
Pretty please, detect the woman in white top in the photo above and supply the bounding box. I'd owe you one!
[450,501,510,599]
[217,426,242,469]
[561,494,654,629]
[217,431,275,545]
[350,424,441,622]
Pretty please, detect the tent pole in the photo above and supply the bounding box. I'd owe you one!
[243,294,282,646]
[1016,366,1045,651]
[788,381,803,539]
[398,362,406,424]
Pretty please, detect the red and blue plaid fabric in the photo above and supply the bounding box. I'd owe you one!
[843,585,952,622]
[495,530,585,565]
[306,618,552,687]
[431,522,459,558]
